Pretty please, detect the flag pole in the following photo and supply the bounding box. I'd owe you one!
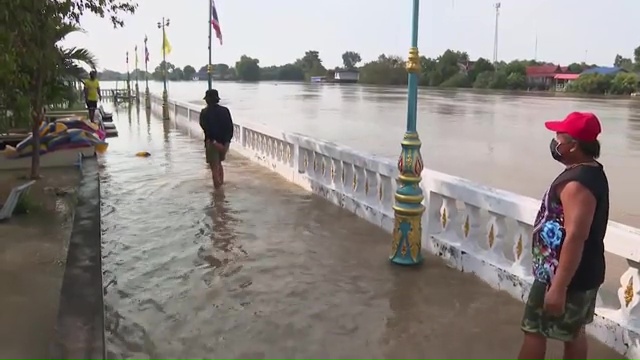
[207,0,213,90]
[135,45,140,105]
[144,35,150,110]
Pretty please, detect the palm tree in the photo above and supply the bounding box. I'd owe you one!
[46,23,98,109]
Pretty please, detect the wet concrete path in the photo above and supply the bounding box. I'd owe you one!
[101,106,622,359]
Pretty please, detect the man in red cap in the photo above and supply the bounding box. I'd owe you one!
[518,112,609,359]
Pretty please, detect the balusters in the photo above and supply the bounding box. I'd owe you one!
[318,155,327,184]
[364,170,378,206]
[462,204,483,250]
[353,165,365,199]
[486,212,508,260]
[441,196,461,240]
[618,261,640,319]
[342,162,354,196]
[310,151,319,178]
[512,221,533,276]
[285,144,293,166]
[426,192,444,235]
[277,141,284,162]
[298,147,310,174]
[270,138,277,159]
[379,175,393,214]
[331,159,341,189]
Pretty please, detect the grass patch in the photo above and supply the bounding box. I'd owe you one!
[13,191,41,215]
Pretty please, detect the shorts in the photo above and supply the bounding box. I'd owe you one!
[86,100,98,110]
[205,142,230,164]
[521,280,598,342]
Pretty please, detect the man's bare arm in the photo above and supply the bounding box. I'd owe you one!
[552,181,596,290]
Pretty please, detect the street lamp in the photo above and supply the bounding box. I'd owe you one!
[158,17,170,120]
[144,35,151,110]
[390,0,424,266]
[125,51,131,100]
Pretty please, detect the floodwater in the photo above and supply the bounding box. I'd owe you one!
[101,106,622,359]
[108,80,640,228]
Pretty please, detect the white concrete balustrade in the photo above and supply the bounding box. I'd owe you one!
[150,93,640,358]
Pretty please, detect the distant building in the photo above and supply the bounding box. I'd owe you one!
[554,73,580,91]
[580,66,627,76]
[334,70,359,83]
[525,65,565,89]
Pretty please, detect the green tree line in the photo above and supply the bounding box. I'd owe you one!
[100,46,640,95]
[99,50,361,82]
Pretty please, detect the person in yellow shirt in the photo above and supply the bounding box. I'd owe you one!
[84,70,101,121]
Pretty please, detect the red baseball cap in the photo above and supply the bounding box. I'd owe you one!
[544,112,602,142]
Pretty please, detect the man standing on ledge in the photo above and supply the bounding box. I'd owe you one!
[84,70,101,121]
[518,112,609,359]
[199,89,233,189]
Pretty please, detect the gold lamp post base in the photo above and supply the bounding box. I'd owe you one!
[390,132,425,266]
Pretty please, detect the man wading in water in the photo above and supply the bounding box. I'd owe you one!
[518,112,609,359]
[199,89,233,189]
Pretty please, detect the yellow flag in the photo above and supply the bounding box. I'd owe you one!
[134,45,139,68]
[162,31,172,55]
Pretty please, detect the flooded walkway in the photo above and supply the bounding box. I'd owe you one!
[101,107,621,359]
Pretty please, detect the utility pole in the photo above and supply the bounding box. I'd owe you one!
[534,33,538,61]
[493,2,501,64]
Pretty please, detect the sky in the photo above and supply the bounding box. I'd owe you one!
[63,0,640,73]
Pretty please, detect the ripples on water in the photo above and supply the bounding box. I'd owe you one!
[100,102,623,359]
[114,81,640,227]
[101,106,339,357]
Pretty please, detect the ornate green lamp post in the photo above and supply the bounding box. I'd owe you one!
[390,0,425,266]
[158,17,170,120]
[134,45,140,105]
[125,51,131,101]
[144,35,151,110]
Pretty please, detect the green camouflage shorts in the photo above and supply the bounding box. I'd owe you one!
[205,142,229,164]
[521,280,598,342]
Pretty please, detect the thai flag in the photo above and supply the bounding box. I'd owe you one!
[144,35,150,63]
[210,0,223,45]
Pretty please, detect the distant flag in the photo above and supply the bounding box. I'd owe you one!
[210,0,223,45]
[144,35,150,63]
[162,31,172,55]
[134,45,139,68]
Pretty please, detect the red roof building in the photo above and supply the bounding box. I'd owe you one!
[526,65,565,90]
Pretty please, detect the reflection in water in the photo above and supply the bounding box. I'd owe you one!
[127,103,133,128]
[627,101,640,152]
[300,83,322,98]
[145,109,152,142]
[134,104,141,137]
[197,190,244,276]
[339,84,360,101]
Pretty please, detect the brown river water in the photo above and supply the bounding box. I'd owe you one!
[99,82,639,358]
[125,80,640,227]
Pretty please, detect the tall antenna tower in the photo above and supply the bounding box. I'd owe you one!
[493,2,501,63]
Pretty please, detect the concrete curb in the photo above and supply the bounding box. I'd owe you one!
[49,158,104,359]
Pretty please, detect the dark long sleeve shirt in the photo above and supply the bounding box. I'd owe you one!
[199,104,234,144]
